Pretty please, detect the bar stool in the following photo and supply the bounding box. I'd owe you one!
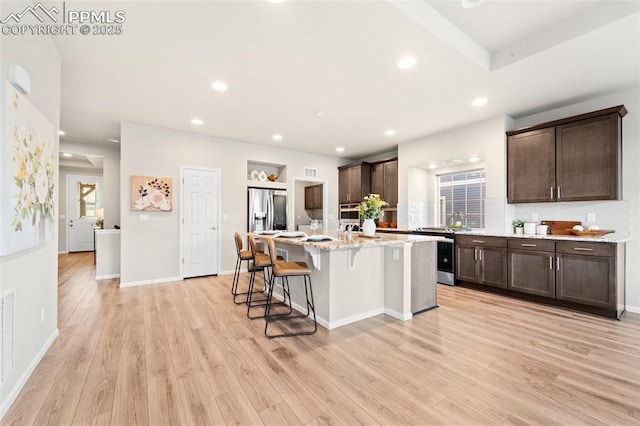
[264,238,317,338]
[246,234,290,319]
[231,232,265,304]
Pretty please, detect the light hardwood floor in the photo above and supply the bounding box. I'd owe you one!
[5,252,640,425]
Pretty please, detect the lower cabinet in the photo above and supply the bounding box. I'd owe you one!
[555,241,617,309]
[507,239,555,298]
[457,235,625,319]
[455,236,507,288]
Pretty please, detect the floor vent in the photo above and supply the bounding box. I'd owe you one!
[303,167,318,178]
[1,290,16,385]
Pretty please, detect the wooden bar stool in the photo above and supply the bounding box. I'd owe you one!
[246,234,290,319]
[231,232,264,304]
[264,238,317,338]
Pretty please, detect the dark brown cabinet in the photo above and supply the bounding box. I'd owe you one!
[371,159,398,207]
[338,163,371,204]
[507,239,556,298]
[455,235,507,288]
[507,106,626,204]
[304,184,323,210]
[555,241,617,310]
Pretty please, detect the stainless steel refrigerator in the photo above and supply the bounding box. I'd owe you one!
[248,188,287,233]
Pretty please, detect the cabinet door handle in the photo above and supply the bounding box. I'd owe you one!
[573,247,594,252]
[549,256,553,270]
[550,186,554,200]
[472,240,484,244]
[478,248,482,261]
[556,257,561,270]
[557,186,561,200]
[521,243,537,247]
[474,247,477,260]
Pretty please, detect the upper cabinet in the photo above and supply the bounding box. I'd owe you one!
[338,163,371,204]
[304,184,323,210]
[507,106,626,204]
[371,159,398,207]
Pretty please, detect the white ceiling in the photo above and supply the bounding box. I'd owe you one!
[52,0,640,159]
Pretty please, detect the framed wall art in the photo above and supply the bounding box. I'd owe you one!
[0,80,56,256]
[131,175,173,211]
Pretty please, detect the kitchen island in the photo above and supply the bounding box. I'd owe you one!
[260,232,444,329]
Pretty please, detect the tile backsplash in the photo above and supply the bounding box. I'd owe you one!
[510,200,631,238]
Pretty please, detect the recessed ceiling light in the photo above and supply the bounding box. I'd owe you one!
[336,147,345,153]
[461,0,486,9]
[384,129,396,136]
[272,134,283,141]
[191,118,204,125]
[315,111,325,117]
[397,55,417,69]
[107,138,120,143]
[469,156,480,162]
[471,97,488,107]
[427,163,437,170]
[58,130,65,136]
[62,152,72,158]
[211,81,228,92]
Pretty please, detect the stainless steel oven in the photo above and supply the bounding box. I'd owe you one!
[412,227,455,286]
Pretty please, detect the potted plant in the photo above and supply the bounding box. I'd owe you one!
[358,194,388,237]
[512,219,524,235]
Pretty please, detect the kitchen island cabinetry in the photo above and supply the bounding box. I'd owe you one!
[338,163,371,204]
[455,235,507,289]
[507,239,556,298]
[371,159,398,207]
[507,105,626,203]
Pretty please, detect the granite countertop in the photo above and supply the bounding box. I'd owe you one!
[256,231,446,251]
[454,230,630,243]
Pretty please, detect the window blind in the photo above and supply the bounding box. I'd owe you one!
[438,169,486,228]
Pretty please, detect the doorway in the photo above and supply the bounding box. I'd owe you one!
[292,178,328,232]
[181,167,221,278]
[66,175,104,252]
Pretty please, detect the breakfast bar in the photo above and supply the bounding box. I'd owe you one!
[260,232,444,329]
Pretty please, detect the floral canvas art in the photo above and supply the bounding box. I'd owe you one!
[0,80,56,256]
[131,176,173,211]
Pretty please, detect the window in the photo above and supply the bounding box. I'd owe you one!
[438,169,486,228]
[77,182,98,217]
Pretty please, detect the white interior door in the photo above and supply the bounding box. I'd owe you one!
[67,175,103,252]
[182,168,220,278]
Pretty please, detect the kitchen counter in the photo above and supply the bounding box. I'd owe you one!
[457,230,630,243]
[255,231,439,329]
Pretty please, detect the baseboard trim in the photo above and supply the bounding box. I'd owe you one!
[383,307,412,321]
[95,273,120,280]
[218,268,248,276]
[626,305,640,314]
[58,250,68,254]
[327,308,384,329]
[119,276,183,288]
[0,328,59,421]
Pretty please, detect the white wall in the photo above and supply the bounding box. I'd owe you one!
[398,116,513,231]
[512,86,640,312]
[0,20,61,418]
[120,122,346,286]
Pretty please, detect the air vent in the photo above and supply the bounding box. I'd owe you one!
[1,290,16,384]
[303,167,318,178]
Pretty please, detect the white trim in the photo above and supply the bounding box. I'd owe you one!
[58,250,68,254]
[95,273,120,280]
[384,307,413,321]
[0,328,59,421]
[626,305,640,314]
[119,276,182,288]
[326,308,385,329]
[219,268,248,276]
[180,166,222,279]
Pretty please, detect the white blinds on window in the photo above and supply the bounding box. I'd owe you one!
[438,169,486,228]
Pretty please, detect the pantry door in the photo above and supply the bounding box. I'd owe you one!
[181,167,220,278]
